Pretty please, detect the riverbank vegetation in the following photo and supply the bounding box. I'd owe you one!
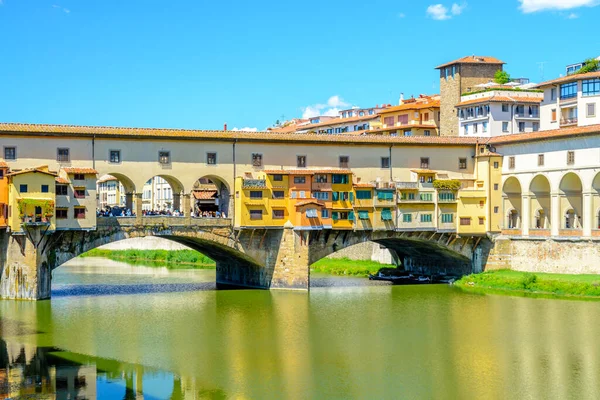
[310,258,393,277]
[456,270,600,299]
[81,249,216,268]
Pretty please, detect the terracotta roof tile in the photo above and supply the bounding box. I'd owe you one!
[411,169,437,174]
[489,124,600,145]
[0,161,8,168]
[7,167,57,177]
[0,123,479,146]
[536,71,600,87]
[436,56,505,69]
[378,99,440,114]
[55,177,70,184]
[294,200,325,207]
[62,167,98,175]
[192,190,218,200]
[457,96,543,107]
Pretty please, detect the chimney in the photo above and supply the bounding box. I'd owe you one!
[399,93,404,105]
[223,123,227,131]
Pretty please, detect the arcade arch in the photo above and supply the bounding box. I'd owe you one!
[558,172,583,230]
[502,177,522,229]
[191,175,231,217]
[529,175,551,230]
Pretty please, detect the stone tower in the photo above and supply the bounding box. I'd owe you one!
[436,56,505,136]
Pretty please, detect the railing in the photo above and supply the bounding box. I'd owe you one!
[514,112,540,118]
[395,182,418,190]
[242,179,267,188]
[97,216,233,227]
[560,117,578,126]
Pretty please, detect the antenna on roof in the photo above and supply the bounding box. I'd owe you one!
[536,61,548,82]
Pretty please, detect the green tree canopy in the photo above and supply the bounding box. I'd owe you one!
[494,70,511,84]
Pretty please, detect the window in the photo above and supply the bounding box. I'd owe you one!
[381,208,393,221]
[464,124,469,135]
[479,200,485,207]
[314,174,327,183]
[420,214,432,223]
[383,116,394,126]
[56,184,68,195]
[533,122,539,132]
[355,190,372,200]
[438,192,455,201]
[252,153,262,167]
[250,210,262,220]
[74,207,86,219]
[518,122,525,132]
[494,183,499,190]
[207,152,217,165]
[297,155,306,168]
[74,173,85,181]
[306,209,318,218]
[582,78,600,96]
[420,157,429,169]
[74,188,85,199]
[381,157,390,169]
[483,122,488,133]
[339,156,349,168]
[332,174,349,184]
[441,213,453,223]
[272,174,283,181]
[19,184,27,193]
[4,147,16,160]
[398,114,409,125]
[560,82,577,99]
[312,192,329,200]
[419,193,432,201]
[424,130,431,136]
[493,162,499,169]
[551,88,557,101]
[294,176,306,184]
[358,210,370,220]
[402,213,412,223]
[321,209,329,218]
[423,112,429,121]
[459,158,467,170]
[460,217,471,226]
[57,148,69,162]
[502,122,509,132]
[41,185,49,193]
[401,192,415,200]
[273,191,285,199]
[473,124,478,134]
[538,154,544,166]
[587,103,596,117]
[567,151,575,165]
[250,191,262,199]
[494,206,499,214]
[515,105,525,116]
[479,217,485,225]
[332,211,350,221]
[502,104,509,112]
[56,208,68,219]
[154,151,170,165]
[403,130,412,136]
[551,109,557,122]
[110,150,121,163]
[509,156,515,169]
[291,191,297,199]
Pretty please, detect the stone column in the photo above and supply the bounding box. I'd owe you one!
[135,193,143,225]
[521,194,530,236]
[551,193,560,237]
[583,191,593,238]
[227,194,234,220]
[125,192,134,211]
[183,194,191,223]
[271,224,309,290]
[173,193,181,213]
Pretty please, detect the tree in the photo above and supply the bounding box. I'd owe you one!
[576,58,600,74]
[494,70,511,84]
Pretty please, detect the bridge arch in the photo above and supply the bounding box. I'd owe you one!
[529,174,551,229]
[502,176,522,229]
[97,173,138,212]
[191,175,232,217]
[140,174,186,213]
[559,172,583,230]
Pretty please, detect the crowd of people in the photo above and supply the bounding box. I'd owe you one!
[143,209,183,216]
[96,206,227,218]
[194,210,226,218]
[97,207,134,217]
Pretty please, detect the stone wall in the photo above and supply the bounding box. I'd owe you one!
[99,236,191,251]
[324,241,394,264]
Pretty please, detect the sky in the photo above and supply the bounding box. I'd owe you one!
[0,0,599,131]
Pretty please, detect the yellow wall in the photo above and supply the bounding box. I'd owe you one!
[8,172,56,232]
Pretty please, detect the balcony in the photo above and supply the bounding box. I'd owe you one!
[398,193,435,203]
[242,179,267,189]
[514,112,540,119]
[395,182,418,190]
[560,117,578,127]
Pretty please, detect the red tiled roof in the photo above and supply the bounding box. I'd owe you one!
[536,71,600,87]
[0,123,480,146]
[436,56,505,69]
[488,124,600,145]
[456,96,543,107]
[7,167,57,177]
[62,167,98,175]
[0,161,8,168]
[192,190,217,200]
[294,200,325,207]
[378,99,440,114]
[263,169,353,175]
[55,177,70,184]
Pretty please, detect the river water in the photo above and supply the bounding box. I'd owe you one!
[2,258,600,399]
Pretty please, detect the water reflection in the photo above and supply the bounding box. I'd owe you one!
[2,261,600,399]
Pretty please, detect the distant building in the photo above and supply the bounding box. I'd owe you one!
[373,95,441,136]
[436,55,505,136]
[566,56,600,75]
[142,176,173,211]
[97,175,126,209]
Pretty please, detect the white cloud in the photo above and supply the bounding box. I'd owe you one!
[63,8,70,13]
[52,4,70,13]
[427,3,466,20]
[568,12,579,17]
[301,95,351,119]
[519,0,599,13]
[231,127,258,132]
[398,12,406,18]
[426,4,450,20]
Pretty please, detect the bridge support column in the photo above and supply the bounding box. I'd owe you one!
[173,193,181,213]
[134,193,143,224]
[125,192,134,211]
[182,194,191,223]
[270,225,310,290]
[0,229,52,300]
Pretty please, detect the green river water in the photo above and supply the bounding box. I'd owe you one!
[2,257,600,399]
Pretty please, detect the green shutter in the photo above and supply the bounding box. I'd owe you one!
[348,211,355,221]
[358,210,369,219]
[349,192,354,202]
[332,192,339,201]
[332,212,339,221]
[381,208,392,221]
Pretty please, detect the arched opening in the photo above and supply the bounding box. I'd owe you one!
[592,173,600,231]
[529,175,551,230]
[502,177,522,230]
[191,175,231,218]
[96,173,137,216]
[141,175,185,215]
[559,172,582,231]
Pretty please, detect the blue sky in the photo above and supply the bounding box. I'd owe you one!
[0,0,599,131]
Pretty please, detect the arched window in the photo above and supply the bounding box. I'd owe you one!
[565,209,576,229]
[508,209,519,229]
[534,209,545,229]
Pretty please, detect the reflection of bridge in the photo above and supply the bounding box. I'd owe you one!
[1,216,490,300]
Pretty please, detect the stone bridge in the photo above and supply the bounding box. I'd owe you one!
[0,217,492,300]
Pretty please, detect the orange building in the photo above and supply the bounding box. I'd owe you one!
[0,162,9,228]
[370,95,441,136]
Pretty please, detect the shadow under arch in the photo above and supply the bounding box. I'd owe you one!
[529,174,551,229]
[192,175,232,217]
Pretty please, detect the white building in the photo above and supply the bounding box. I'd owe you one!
[456,89,543,137]
[97,175,125,209]
[538,71,600,131]
[142,176,174,211]
[296,106,387,134]
[565,56,600,76]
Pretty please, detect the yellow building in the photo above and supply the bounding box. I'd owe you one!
[7,166,57,232]
[371,95,441,136]
[56,167,98,230]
